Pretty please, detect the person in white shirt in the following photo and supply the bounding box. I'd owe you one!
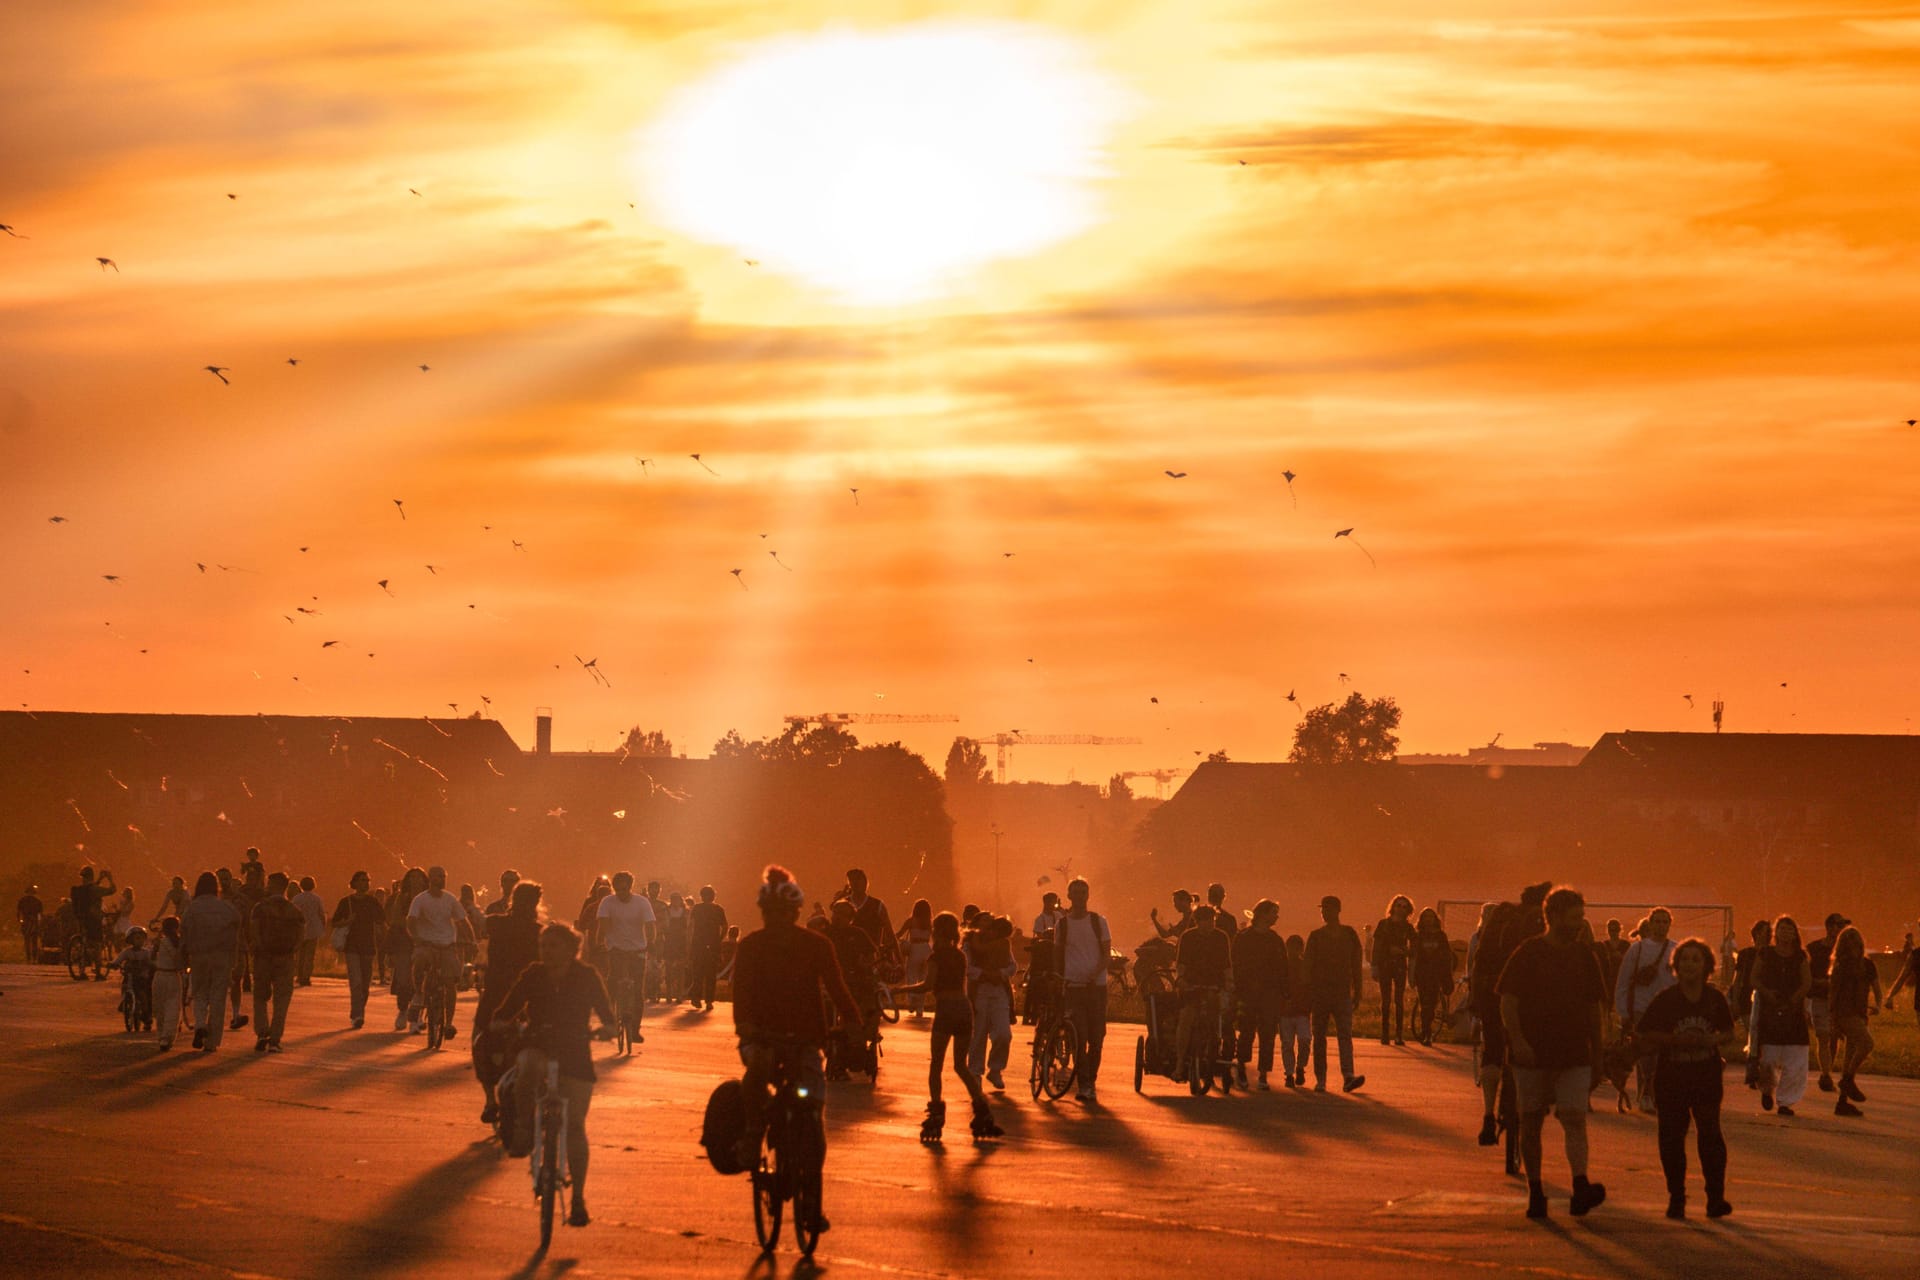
[405,866,467,1035]
[595,872,657,1041]
[1052,878,1110,1103]
[290,876,327,987]
[1032,891,1062,940]
[1613,908,1677,1112]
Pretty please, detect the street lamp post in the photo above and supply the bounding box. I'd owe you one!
[990,823,1003,909]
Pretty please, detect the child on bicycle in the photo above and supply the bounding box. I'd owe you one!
[112,926,156,1032]
[896,912,1002,1142]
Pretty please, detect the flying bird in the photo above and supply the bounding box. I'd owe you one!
[286,358,299,367]
[47,516,66,524]
[1164,470,1187,479]
[418,364,430,373]
[691,454,718,475]
[226,193,238,200]
[101,574,121,584]
[204,366,230,384]
[295,606,320,616]
[1282,469,1297,508]
[97,257,118,272]
[730,568,747,590]
[321,640,339,648]
[393,499,406,520]
[1333,528,1376,567]
[743,259,760,267]
[0,224,26,238]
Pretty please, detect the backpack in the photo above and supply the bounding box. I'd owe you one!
[701,1079,750,1175]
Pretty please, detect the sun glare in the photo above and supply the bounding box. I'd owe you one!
[634,22,1128,305]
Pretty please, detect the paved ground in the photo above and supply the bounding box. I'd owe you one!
[2,963,1915,1280]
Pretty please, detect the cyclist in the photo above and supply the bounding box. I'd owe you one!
[733,865,864,1232]
[405,865,466,1036]
[69,866,116,979]
[478,880,545,1122]
[16,885,43,965]
[1171,904,1232,1084]
[594,872,656,1044]
[490,922,615,1229]
[1149,888,1194,940]
[1052,877,1112,1103]
[840,868,900,969]
[824,900,882,1077]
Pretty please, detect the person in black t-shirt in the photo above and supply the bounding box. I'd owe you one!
[491,922,615,1228]
[1805,912,1846,1094]
[1496,886,1608,1221]
[1172,904,1232,1083]
[1636,939,1737,1220]
[1231,901,1287,1089]
[1372,895,1416,1045]
[1827,926,1881,1117]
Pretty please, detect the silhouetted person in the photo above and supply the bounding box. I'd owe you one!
[1411,907,1455,1045]
[1806,911,1847,1094]
[1827,926,1881,1117]
[1751,915,1812,1115]
[251,871,305,1052]
[291,875,325,986]
[1615,908,1676,1112]
[1052,877,1112,1103]
[1635,938,1736,1220]
[476,880,543,1123]
[182,873,241,1051]
[687,885,728,1010]
[1304,895,1365,1093]
[1372,894,1415,1045]
[1497,885,1608,1220]
[484,868,520,917]
[1232,899,1286,1089]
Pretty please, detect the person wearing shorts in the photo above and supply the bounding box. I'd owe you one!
[1498,886,1609,1221]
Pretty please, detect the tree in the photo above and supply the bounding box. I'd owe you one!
[1107,773,1134,803]
[1289,692,1401,764]
[622,727,673,757]
[945,737,993,787]
[1206,750,1231,763]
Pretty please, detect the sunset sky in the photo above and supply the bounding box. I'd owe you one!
[4,0,1918,780]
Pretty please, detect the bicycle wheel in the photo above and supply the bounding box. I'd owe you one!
[538,1106,559,1250]
[789,1113,824,1258]
[66,936,88,982]
[1041,1022,1077,1100]
[426,978,445,1051]
[1188,1048,1212,1096]
[1133,1035,1146,1093]
[752,1149,783,1253]
[121,991,135,1032]
[876,984,901,1025]
[1029,1026,1046,1100]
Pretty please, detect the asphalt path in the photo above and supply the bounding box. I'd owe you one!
[2,963,1914,1279]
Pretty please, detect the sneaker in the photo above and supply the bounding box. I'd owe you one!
[1478,1115,1499,1146]
[481,1101,498,1125]
[1256,1072,1270,1091]
[1706,1199,1733,1220]
[1394,1038,1406,1047]
[1293,1072,1306,1087]
[986,1069,1005,1091]
[394,1011,408,1031]
[255,1038,269,1054]
[1234,1064,1249,1089]
[1526,1189,1549,1219]
[229,1015,249,1031]
[1570,1182,1607,1216]
[1313,1080,1327,1093]
[1342,1075,1366,1093]
[1760,1091,1774,1112]
[1843,1078,1866,1103]
[567,1203,589,1228]
[1666,1195,1685,1220]
[351,1017,364,1029]
[193,1027,207,1050]
[1776,1105,1795,1117]
[1835,1098,1862,1117]
[1817,1074,1836,1093]
[1637,1095,1657,1115]
[158,1040,172,1051]
[267,1041,283,1054]
[1081,1086,1097,1104]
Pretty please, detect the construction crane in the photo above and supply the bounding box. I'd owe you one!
[783,712,959,730]
[1114,767,1190,799]
[967,732,1145,785]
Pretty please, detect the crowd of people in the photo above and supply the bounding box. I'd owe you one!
[14,854,1916,1231]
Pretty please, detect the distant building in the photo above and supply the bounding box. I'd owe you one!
[1398,741,1589,768]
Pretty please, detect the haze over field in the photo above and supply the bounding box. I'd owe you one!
[5,1,1918,778]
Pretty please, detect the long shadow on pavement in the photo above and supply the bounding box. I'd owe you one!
[320,1139,504,1276]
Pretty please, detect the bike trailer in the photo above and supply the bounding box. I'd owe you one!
[702,1078,751,1175]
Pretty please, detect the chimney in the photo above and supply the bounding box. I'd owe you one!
[535,707,552,755]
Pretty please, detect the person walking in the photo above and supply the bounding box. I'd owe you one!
[329,871,385,1027]
[1636,939,1737,1220]
[1827,925,1881,1117]
[967,914,1017,1091]
[1278,933,1311,1087]
[1411,907,1455,1046]
[663,892,691,1002]
[386,868,426,1031]
[250,872,306,1052]
[476,879,545,1124]
[1305,895,1366,1094]
[151,916,188,1050]
[291,876,326,987]
[1613,906,1676,1113]
[181,872,241,1052]
[16,885,43,965]
[1886,941,1920,1024]
[484,869,520,918]
[1751,915,1812,1116]
[687,885,728,1011]
[1805,912,1847,1095]
[1497,885,1609,1220]
[1372,895,1416,1046]
[1232,899,1286,1089]
[899,898,935,1019]
[1053,877,1112,1103]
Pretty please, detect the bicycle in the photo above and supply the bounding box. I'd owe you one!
[1180,985,1230,1096]
[750,1040,826,1259]
[420,949,456,1051]
[526,1055,570,1251]
[1028,975,1078,1101]
[65,932,104,982]
[611,969,639,1057]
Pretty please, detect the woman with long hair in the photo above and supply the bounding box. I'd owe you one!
[897,911,1001,1143]
[1827,926,1881,1117]
[1372,894,1416,1045]
[387,866,427,1031]
[897,898,933,1019]
[1636,939,1737,1220]
[1411,907,1455,1046]
[1751,915,1812,1116]
[475,879,544,1123]
[151,915,187,1050]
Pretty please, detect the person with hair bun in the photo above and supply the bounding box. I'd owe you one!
[1635,938,1737,1220]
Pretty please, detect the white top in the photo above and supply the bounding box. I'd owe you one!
[597,892,657,952]
[1033,910,1062,937]
[1058,911,1110,986]
[291,890,327,940]
[407,889,465,947]
[1614,936,1678,1023]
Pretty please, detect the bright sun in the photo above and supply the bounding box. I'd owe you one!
[634,22,1127,305]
